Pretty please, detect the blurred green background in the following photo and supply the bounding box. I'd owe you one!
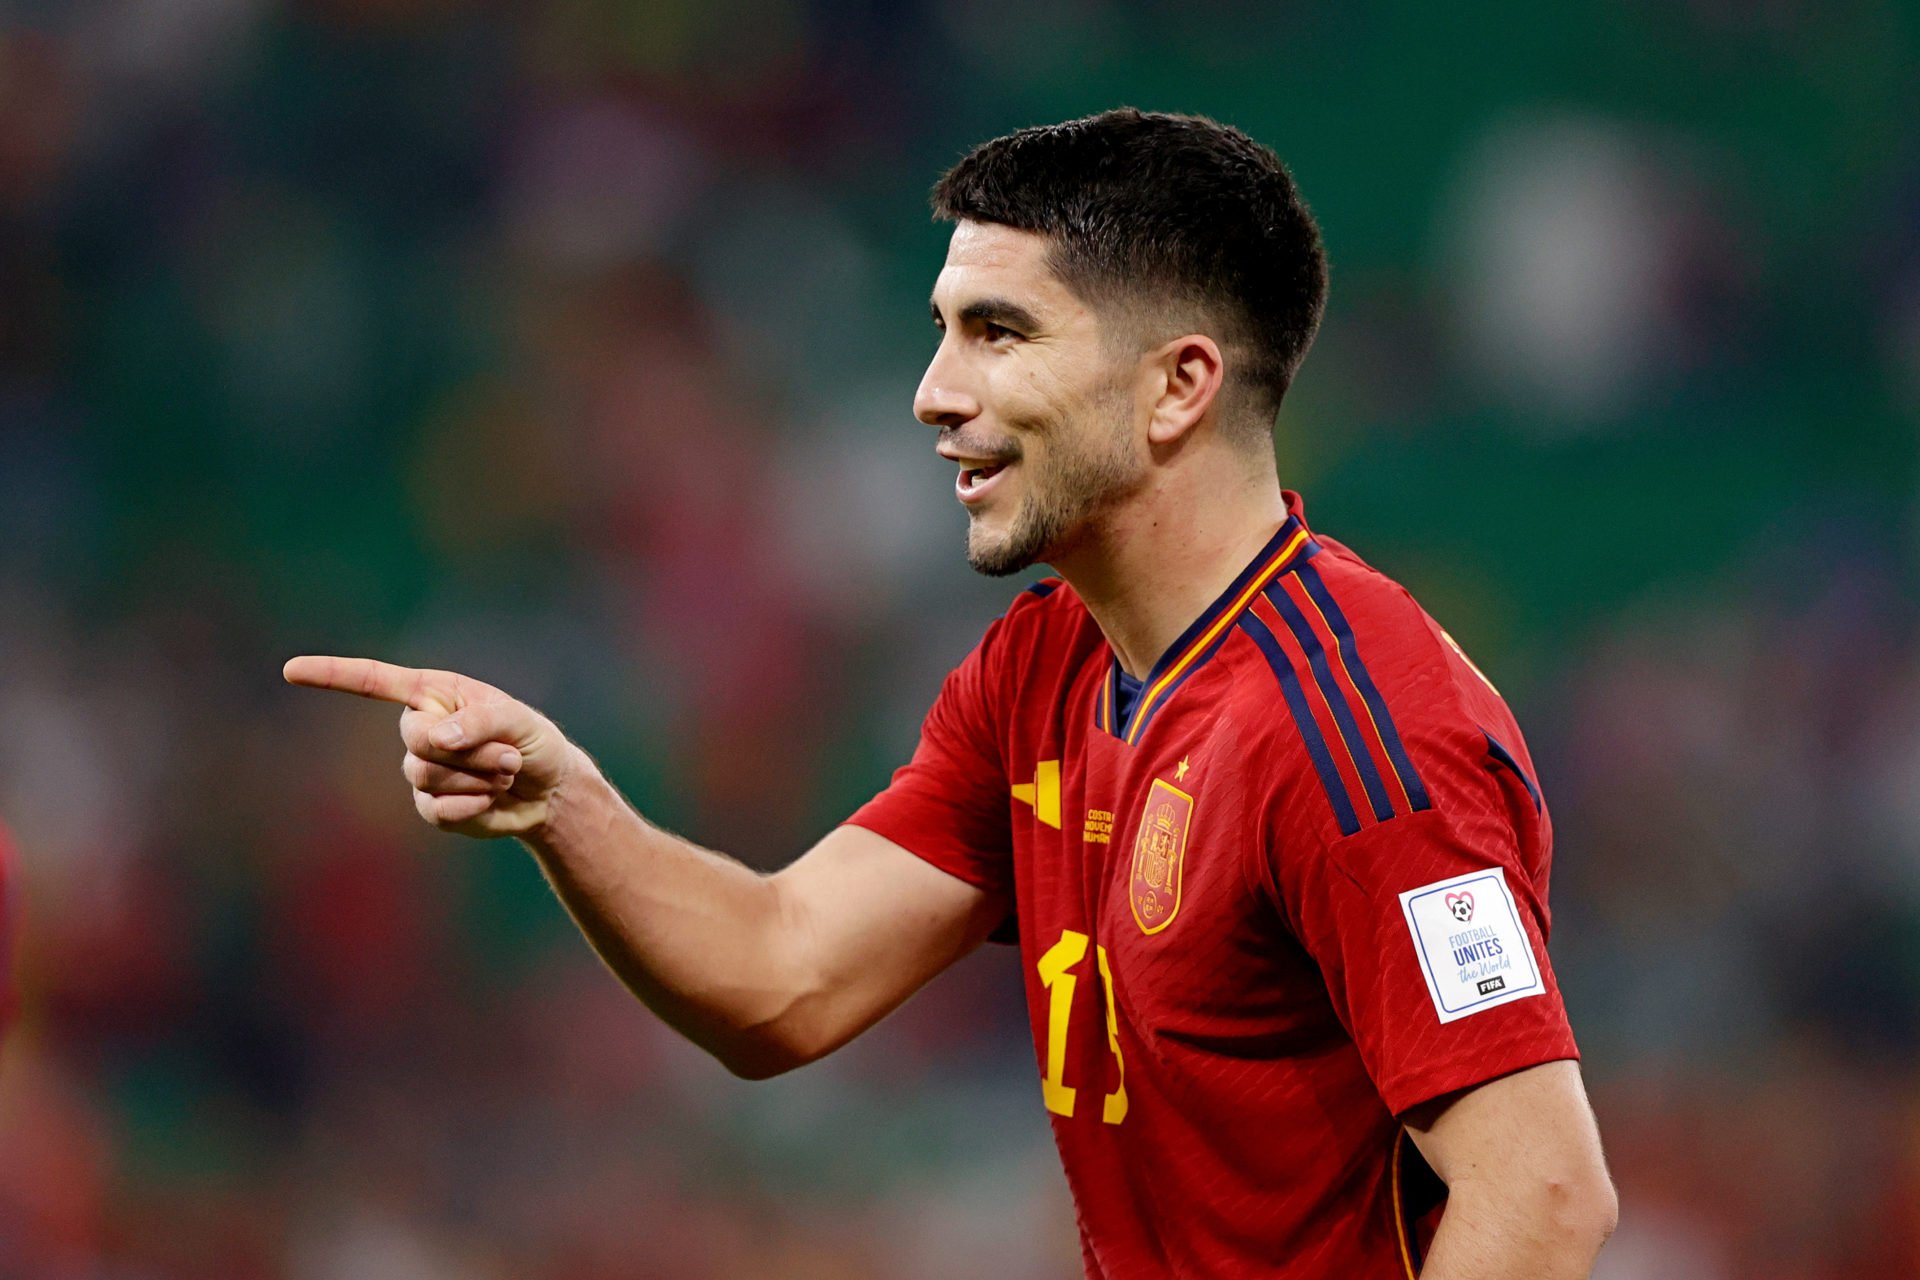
[2,0,1918,1275]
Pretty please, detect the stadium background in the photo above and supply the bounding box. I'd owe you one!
[2,1,1918,1275]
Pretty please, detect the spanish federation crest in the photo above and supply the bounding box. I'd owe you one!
[1129,778,1195,934]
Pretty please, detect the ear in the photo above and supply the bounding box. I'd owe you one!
[1145,334,1226,447]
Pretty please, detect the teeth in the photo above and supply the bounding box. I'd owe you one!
[958,461,1009,490]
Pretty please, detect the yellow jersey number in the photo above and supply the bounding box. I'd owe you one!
[1036,928,1128,1124]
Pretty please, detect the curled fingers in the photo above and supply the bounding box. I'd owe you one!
[398,707,522,773]
[402,752,515,796]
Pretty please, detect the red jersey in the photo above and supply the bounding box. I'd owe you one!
[848,492,1578,1277]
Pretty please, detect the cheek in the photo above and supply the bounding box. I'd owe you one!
[992,353,1105,437]
[985,361,1054,426]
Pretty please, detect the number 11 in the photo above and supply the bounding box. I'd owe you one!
[1036,928,1128,1124]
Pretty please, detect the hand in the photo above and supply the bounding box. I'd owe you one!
[283,655,584,839]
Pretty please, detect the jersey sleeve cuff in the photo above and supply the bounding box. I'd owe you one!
[839,817,1018,944]
[837,816,1011,898]
[1378,1033,1581,1118]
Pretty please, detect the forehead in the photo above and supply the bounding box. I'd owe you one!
[931,221,1089,321]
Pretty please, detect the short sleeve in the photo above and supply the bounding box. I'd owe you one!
[842,630,1014,905]
[1267,801,1579,1117]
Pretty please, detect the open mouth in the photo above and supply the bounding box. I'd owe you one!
[956,459,1014,504]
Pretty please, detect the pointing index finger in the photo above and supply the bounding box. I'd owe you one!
[283,656,453,711]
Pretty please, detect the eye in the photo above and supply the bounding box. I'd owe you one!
[983,322,1019,343]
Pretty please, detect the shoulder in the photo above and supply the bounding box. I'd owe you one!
[1228,539,1539,847]
[1302,539,1526,756]
[937,577,1101,729]
[1290,538,1466,723]
[1005,575,1080,622]
[975,575,1100,666]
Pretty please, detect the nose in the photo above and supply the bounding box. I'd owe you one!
[914,340,980,429]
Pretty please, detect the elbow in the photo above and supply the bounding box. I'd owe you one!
[708,879,841,1081]
[716,885,838,1081]
[716,1034,810,1081]
[1548,1168,1620,1259]
[1586,1174,1621,1249]
[708,1012,828,1081]
[719,1053,792,1082]
[1452,1165,1618,1271]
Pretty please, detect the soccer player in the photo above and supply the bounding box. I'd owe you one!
[287,110,1616,1276]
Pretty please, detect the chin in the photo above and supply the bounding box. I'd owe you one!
[967,550,1037,578]
[966,511,1057,578]
[965,519,1042,577]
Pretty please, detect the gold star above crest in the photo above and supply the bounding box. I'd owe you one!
[1174,755,1190,781]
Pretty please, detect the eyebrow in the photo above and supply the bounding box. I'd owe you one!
[929,295,1044,334]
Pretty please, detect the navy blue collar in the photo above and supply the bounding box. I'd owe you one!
[1092,514,1319,744]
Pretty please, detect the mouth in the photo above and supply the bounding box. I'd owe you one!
[955,459,1014,505]
[938,438,1021,507]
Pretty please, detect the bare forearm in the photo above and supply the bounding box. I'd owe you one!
[520,748,807,1076]
[283,656,989,1079]
[1419,1176,1616,1280]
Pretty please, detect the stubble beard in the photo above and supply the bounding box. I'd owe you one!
[964,395,1141,578]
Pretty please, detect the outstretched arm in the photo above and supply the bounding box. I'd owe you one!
[1405,1059,1618,1278]
[284,656,1007,1078]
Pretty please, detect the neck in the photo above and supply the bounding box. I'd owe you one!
[1051,452,1289,679]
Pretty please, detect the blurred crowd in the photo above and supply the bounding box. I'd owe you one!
[2,0,1920,1276]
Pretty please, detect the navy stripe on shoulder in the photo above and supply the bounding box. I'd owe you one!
[1004,576,1067,622]
[1294,561,1432,813]
[1482,730,1542,813]
[1264,582,1397,823]
[1241,611,1360,837]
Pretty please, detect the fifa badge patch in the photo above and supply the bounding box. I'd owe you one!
[1398,867,1544,1023]
[1129,778,1194,934]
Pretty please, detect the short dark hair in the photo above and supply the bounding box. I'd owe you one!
[932,108,1328,426]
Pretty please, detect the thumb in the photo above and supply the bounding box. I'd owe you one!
[428,698,545,756]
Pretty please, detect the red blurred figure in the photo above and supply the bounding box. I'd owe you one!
[0,818,15,1039]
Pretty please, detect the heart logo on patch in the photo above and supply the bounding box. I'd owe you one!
[1446,891,1475,923]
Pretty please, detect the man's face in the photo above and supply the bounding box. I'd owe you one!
[916,222,1145,576]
